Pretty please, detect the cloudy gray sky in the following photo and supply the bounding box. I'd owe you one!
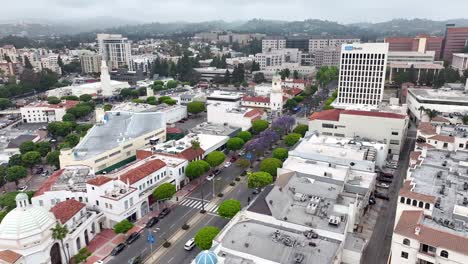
[3,0,468,23]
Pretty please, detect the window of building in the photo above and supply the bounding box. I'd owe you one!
[96,200,99,206]
[124,200,129,209]
[403,239,410,246]
[443,142,448,148]
[401,251,408,259]
[412,200,417,206]
[392,131,399,136]
[406,198,411,205]
[390,139,400,145]
[39,200,44,206]
[418,201,423,208]
[440,250,448,258]
[130,198,133,206]
[459,144,464,148]
[400,197,405,203]
[322,123,335,129]
[425,203,430,209]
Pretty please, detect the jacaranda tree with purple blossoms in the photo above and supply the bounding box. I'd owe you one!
[272,115,296,136]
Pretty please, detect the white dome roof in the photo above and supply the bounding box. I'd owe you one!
[0,194,56,240]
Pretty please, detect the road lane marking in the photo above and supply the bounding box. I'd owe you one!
[168,257,175,263]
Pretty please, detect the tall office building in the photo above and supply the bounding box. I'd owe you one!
[96,33,132,70]
[441,24,468,62]
[336,43,389,106]
[80,52,102,74]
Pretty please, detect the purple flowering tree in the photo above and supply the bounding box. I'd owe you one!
[259,129,279,145]
[272,115,296,135]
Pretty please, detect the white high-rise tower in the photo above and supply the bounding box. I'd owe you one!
[100,60,113,97]
[270,75,283,116]
[336,43,389,107]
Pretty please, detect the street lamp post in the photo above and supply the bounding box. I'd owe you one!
[200,183,205,213]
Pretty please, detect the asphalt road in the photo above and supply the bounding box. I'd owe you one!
[361,126,416,264]
[106,161,246,264]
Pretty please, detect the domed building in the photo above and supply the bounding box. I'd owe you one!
[0,193,61,264]
[195,250,218,264]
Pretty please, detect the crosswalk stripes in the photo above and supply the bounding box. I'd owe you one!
[179,198,219,213]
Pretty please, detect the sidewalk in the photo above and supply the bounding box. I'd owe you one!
[85,177,205,263]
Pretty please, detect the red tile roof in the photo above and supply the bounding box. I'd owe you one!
[136,150,153,161]
[283,88,303,97]
[0,250,22,264]
[50,199,85,224]
[399,181,437,204]
[33,169,65,197]
[242,96,270,103]
[410,151,422,161]
[178,147,205,161]
[416,142,435,149]
[342,110,406,119]
[431,116,450,123]
[429,135,455,143]
[87,176,112,186]
[394,210,468,255]
[119,159,166,185]
[309,109,341,121]
[418,122,436,135]
[244,109,264,119]
[27,100,79,110]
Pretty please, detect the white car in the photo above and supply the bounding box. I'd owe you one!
[224,161,232,167]
[376,183,390,189]
[206,174,215,181]
[184,238,196,251]
[93,261,104,264]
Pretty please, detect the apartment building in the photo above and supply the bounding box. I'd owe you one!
[336,43,389,106]
[97,33,132,70]
[452,53,468,73]
[20,100,79,123]
[385,36,444,60]
[391,148,468,264]
[40,54,62,75]
[254,49,301,70]
[309,109,408,156]
[0,45,17,62]
[261,38,287,52]
[80,52,102,74]
[314,46,341,67]
[441,25,468,62]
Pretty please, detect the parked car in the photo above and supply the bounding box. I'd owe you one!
[184,238,196,251]
[125,232,141,244]
[369,196,376,205]
[93,260,104,264]
[224,161,232,167]
[381,172,394,178]
[374,192,390,201]
[252,188,261,195]
[146,216,159,228]
[35,167,44,174]
[377,176,392,183]
[376,183,390,189]
[41,171,49,177]
[159,208,171,218]
[206,174,215,181]
[239,150,245,156]
[213,169,221,176]
[110,243,126,256]
[230,156,237,163]
[16,185,28,192]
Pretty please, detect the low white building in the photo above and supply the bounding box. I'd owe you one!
[416,122,468,151]
[60,111,166,172]
[255,49,301,70]
[451,53,468,73]
[20,100,79,123]
[407,83,468,122]
[110,102,187,124]
[207,105,265,131]
[309,109,408,156]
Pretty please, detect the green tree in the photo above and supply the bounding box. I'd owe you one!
[236,131,252,142]
[166,80,178,89]
[132,98,145,104]
[185,160,210,180]
[158,96,171,104]
[425,109,439,121]
[226,137,245,153]
[6,165,27,186]
[235,158,250,169]
[47,96,61,104]
[205,151,226,168]
[253,72,266,83]
[46,150,60,168]
[65,134,80,147]
[62,113,76,122]
[114,219,134,234]
[293,96,304,103]
[217,199,241,219]
[153,80,164,86]
[51,223,70,264]
[21,151,41,170]
[463,115,468,125]
[279,68,291,80]
[223,69,231,84]
[194,226,220,250]
[163,99,177,105]
[260,158,283,177]
[272,148,288,161]
[247,171,273,189]
[79,94,92,102]
[191,140,201,150]
[8,154,23,167]
[0,98,12,110]
[187,101,205,115]
[153,84,165,91]
[103,104,113,111]
[293,124,309,137]
[293,70,300,79]
[73,248,91,264]
[146,96,157,105]
[61,95,79,101]
[285,99,298,110]
[35,141,51,157]
[251,119,269,134]
[19,141,36,154]
[153,183,176,201]
[284,133,301,147]
[23,56,33,69]
[48,121,75,138]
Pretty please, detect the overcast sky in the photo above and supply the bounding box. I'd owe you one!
[3,0,468,24]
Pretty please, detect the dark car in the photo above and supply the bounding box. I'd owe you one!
[159,208,171,218]
[125,232,141,244]
[381,172,394,178]
[374,192,390,201]
[110,243,126,256]
[145,216,159,228]
[377,176,393,183]
[35,167,44,174]
[252,188,261,195]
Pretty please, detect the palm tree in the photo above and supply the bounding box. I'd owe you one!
[51,223,69,264]
[418,106,425,120]
[191,140,200,150]
[425,109,439,122]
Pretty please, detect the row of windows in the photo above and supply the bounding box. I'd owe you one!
[400,196,431,209]
[338,99,380,105]
[342,53,386,60]
[340,70,383,76]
